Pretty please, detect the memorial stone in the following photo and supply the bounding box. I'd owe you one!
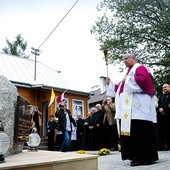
[0,75,24,156]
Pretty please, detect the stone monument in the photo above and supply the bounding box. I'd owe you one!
[0,75,24,156]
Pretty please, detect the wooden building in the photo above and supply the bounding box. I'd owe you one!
[0,53,90,137]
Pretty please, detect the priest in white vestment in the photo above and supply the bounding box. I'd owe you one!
[106,52,159,166]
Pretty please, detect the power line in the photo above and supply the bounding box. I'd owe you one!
[38,0,79,49]
[31,0,79,80]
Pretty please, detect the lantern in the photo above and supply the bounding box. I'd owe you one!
[27,127,41,151]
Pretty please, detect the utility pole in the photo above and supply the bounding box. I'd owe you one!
[31,47,41,81]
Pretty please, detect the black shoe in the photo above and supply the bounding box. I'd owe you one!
[130,161,141,166]
[130,160,155,166]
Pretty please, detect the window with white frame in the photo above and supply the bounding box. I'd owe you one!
[72,99,84,120]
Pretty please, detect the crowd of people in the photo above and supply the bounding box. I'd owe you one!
[80,98,118,151]
[46,98,119,152]
[45,81,170,155]
[36,52,170,167]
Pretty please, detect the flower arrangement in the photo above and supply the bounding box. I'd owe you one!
[77,150,88,154]
[98,148,111,156]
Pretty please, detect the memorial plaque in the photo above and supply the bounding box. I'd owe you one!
[14,96,31,142]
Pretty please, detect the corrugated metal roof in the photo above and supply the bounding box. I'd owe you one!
[0,52,89,95]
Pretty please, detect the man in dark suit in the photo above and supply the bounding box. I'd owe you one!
[93,104,104,150]
[157,83,170,150]
[76,114,84,150]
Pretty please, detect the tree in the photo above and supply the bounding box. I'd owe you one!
[2,34,29,58]
[91,0,170,95]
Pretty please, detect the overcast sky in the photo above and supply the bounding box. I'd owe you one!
[0,0,123,92]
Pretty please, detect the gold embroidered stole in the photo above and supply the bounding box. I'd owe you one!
[120,92,133,136]
[115,64,140,136]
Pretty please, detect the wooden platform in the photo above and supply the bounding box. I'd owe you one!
[0,150,98,170]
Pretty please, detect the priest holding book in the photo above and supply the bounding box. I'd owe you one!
[106,52,158,166]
